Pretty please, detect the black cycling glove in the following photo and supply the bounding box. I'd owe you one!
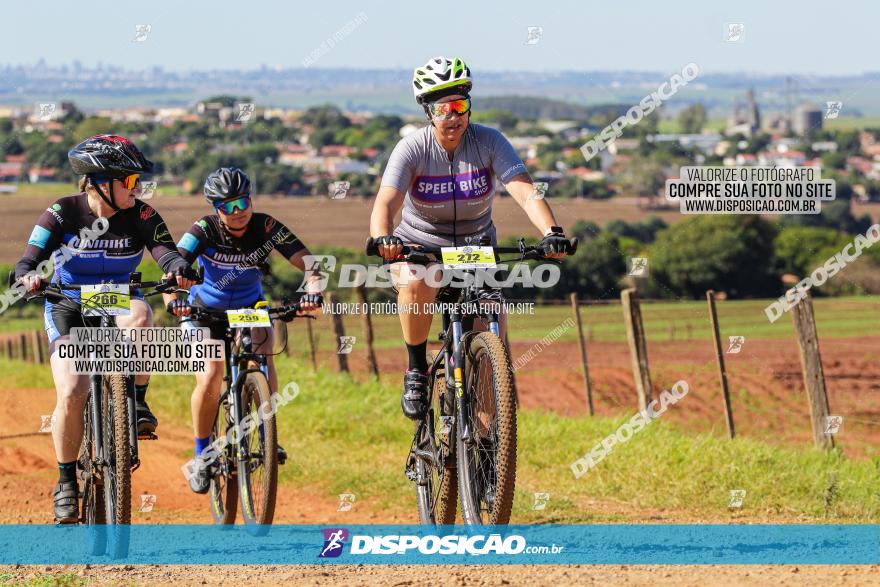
[540,229,572,255]
[165,299,191,316]
[376,235,403,248]
[299,292,324,306]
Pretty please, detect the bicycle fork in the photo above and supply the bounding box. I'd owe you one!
[449,312,473,446]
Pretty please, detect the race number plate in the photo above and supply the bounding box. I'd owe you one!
[81,284,131,316]
[226,308,272,328]
[440,246,496,269]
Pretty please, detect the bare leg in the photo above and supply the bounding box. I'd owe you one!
[48,337,91,462]
[191,349,225,439]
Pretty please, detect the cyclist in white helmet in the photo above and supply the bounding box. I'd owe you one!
[369,56,572,419]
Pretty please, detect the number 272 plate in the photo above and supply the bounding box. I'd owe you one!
[440,246,496,269]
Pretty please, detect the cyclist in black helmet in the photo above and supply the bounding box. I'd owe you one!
[165,167,323,494]
[13,134,194,522]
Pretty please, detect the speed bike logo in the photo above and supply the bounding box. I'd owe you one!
[319,528,349,558]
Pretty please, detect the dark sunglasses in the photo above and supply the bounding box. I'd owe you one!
[214,195,251,214]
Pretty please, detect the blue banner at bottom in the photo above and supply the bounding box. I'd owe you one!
[0,525,876,565]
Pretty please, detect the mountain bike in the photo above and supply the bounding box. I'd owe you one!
[365,237,577,525]
[183,301,309,535]
[29,272,182,557]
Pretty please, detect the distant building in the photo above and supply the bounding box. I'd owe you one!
[726,88,761,136]
[793,104,823,136]
[648,133,723,154]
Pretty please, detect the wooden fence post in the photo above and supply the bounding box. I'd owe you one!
[31,330,45,364]
[706,290,735,439]
[5,337,13,359]
[621,288,652,410]
[569,293,594,416]
[356,284,378,377]
[790,291,834,450]
[19,333,28,362]
[305,318,318,369]
[327,292,349,373]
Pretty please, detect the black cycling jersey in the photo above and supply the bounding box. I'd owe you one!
[15,193,186,285]
[176,213,305,309]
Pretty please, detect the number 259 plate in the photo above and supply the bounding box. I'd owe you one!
[440,246,496,269]
[226,308,272,328]
[81,284,131,316]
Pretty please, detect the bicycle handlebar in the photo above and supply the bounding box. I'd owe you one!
[364,236,578,261]
[186,302,308,324]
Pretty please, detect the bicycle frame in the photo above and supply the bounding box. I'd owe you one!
[222,326,270,465]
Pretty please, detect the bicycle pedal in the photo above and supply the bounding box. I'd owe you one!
[138,432,159,440]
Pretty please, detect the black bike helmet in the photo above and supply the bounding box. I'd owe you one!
[68,134,154,178]
[68,134,153,211]
[204,167,251,204]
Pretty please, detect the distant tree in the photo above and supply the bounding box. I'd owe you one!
[303,105,351,130]
[773,226,851,276]
[617,156,666,204]
[821,151,847,170]
[570,219,600,240]
[73,117,113,140]
[470,109,519,131]
[677,103,707,134]
[647,215,778,298]
[779,198,871,234]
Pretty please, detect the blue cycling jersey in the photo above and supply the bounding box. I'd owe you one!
[16,193,185,294]
[176,213,304,310]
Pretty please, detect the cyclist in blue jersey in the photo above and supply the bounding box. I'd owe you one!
[13,135,194,523]
[369,56,573,419]
[165,167,323,493]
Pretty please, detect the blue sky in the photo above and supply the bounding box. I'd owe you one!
[1,0,875,75]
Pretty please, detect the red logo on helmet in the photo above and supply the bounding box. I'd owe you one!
[264,217,275,233]
[140,206,156,221]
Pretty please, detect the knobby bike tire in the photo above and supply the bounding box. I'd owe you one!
[209,387,239,525]
[237,371,278,534]
[79,397,106,555]
[102,374,132,558]
[457,332,517,525]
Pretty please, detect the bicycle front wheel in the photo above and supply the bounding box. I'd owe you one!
[102,374,132,558]
[457,332,517,525]
[236,372,278,534]
[79,395,106,555]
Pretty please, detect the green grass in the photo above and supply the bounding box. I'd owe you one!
[0,573,90,586]
[329,296,879,349]
[2,357,877,523]
[7,295,877,350]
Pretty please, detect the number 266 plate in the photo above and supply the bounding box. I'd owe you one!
[81,284,131,316]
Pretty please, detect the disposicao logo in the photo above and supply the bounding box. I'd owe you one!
[319,528,349,558]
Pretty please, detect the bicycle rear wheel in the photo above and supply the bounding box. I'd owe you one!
[209,390,238,525]
[237,371,278,534]
[415,370,458,525]
[102,374,132,558]
[457,332,517,525]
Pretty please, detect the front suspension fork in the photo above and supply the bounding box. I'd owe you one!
[450,313,473,445]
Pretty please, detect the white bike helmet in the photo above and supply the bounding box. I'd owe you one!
[412,56,472,104]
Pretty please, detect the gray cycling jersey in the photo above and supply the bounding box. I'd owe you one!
[381,123,528,247]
